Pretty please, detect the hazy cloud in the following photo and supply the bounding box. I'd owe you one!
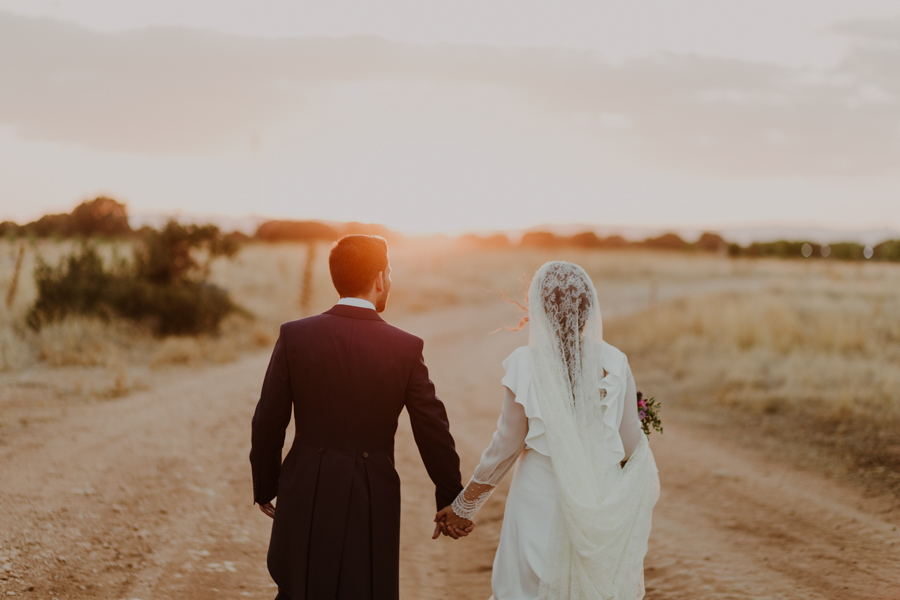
[1,11,899,178]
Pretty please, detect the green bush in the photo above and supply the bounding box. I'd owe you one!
[27,244,123,327]
[113,278,237,336]
[27,221,244,336]
[134,221,239,285]
[875,240,900,261]
[743,240,810,258]
[828,242,865,261]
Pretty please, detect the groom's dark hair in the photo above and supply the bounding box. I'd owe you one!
[329,235,389,297]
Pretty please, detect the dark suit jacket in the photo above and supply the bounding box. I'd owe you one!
[250,304,463,600]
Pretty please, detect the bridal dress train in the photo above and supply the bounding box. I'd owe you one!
[450,262,660,600]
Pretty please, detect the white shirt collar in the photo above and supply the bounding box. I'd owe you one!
[337,297,377,311]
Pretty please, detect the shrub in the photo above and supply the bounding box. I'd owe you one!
[115,278,238,336]
[134,221,239,285]
[27,244,121,328]
[27,221,244,336]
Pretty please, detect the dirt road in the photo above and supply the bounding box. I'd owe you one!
[1,300,899,599]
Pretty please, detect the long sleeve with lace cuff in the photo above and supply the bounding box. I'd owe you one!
[450,388,528,519]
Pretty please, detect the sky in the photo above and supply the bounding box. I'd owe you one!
[1,1,899,235]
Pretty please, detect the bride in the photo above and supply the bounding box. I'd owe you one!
[435,261,660,600]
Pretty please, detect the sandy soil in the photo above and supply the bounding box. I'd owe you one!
[1,299,899,599]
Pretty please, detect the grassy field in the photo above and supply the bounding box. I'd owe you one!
[2,238,899,489]
[603,260,900,494]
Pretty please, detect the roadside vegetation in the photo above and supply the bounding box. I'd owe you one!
[27,222,243,336]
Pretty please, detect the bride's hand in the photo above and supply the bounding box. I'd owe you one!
[432,506,474,540]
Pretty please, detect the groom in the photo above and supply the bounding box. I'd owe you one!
[250,234,466,600]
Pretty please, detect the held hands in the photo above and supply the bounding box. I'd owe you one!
[260,499,473,539]
[432,506,474,540]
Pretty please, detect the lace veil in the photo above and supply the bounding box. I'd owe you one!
[529,262,658,600]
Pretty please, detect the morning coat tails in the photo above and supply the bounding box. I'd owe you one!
[250,304,464,600]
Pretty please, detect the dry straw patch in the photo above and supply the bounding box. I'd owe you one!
[35,317,149,367]
[606,263,900,489]
[612,285,900,419]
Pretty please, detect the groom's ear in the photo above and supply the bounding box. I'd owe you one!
[374,270,385,293]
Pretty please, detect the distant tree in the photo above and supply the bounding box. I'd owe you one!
[69,196,131,237]
[828,242,865,261]
[341,222,397,241]
[17,196,131,239]
[24,213,71,238]
[0,221,20,239]
[458,234,511,250]
[255,220,339,242]
[520,231,563,248]
[875,240,900,261]
[570,231,604,249]
[642,233,688,250]
[598,235,629,248]
[224,230,251,246]
[695,232,727,252]
[746,241,817,258]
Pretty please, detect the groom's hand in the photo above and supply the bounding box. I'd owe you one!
[432,506,474,540]
[258,502,276,519]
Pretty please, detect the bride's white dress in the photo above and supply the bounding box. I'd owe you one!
[451,261,660,599]
[453,343,657,599]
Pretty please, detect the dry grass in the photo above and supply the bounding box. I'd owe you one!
[609,265,900,418]
[3,237,899,417]
[34,317,147,367]
[603,260,900,492]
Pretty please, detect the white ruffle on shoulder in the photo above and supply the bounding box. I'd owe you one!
[451,344,657,600]
[500,346,549,457]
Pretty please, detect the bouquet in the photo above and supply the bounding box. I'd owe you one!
[637,391,663,435]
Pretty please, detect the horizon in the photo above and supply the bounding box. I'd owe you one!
[43,202,900,246]
[1,2,899,232]
[7,199,900,246]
